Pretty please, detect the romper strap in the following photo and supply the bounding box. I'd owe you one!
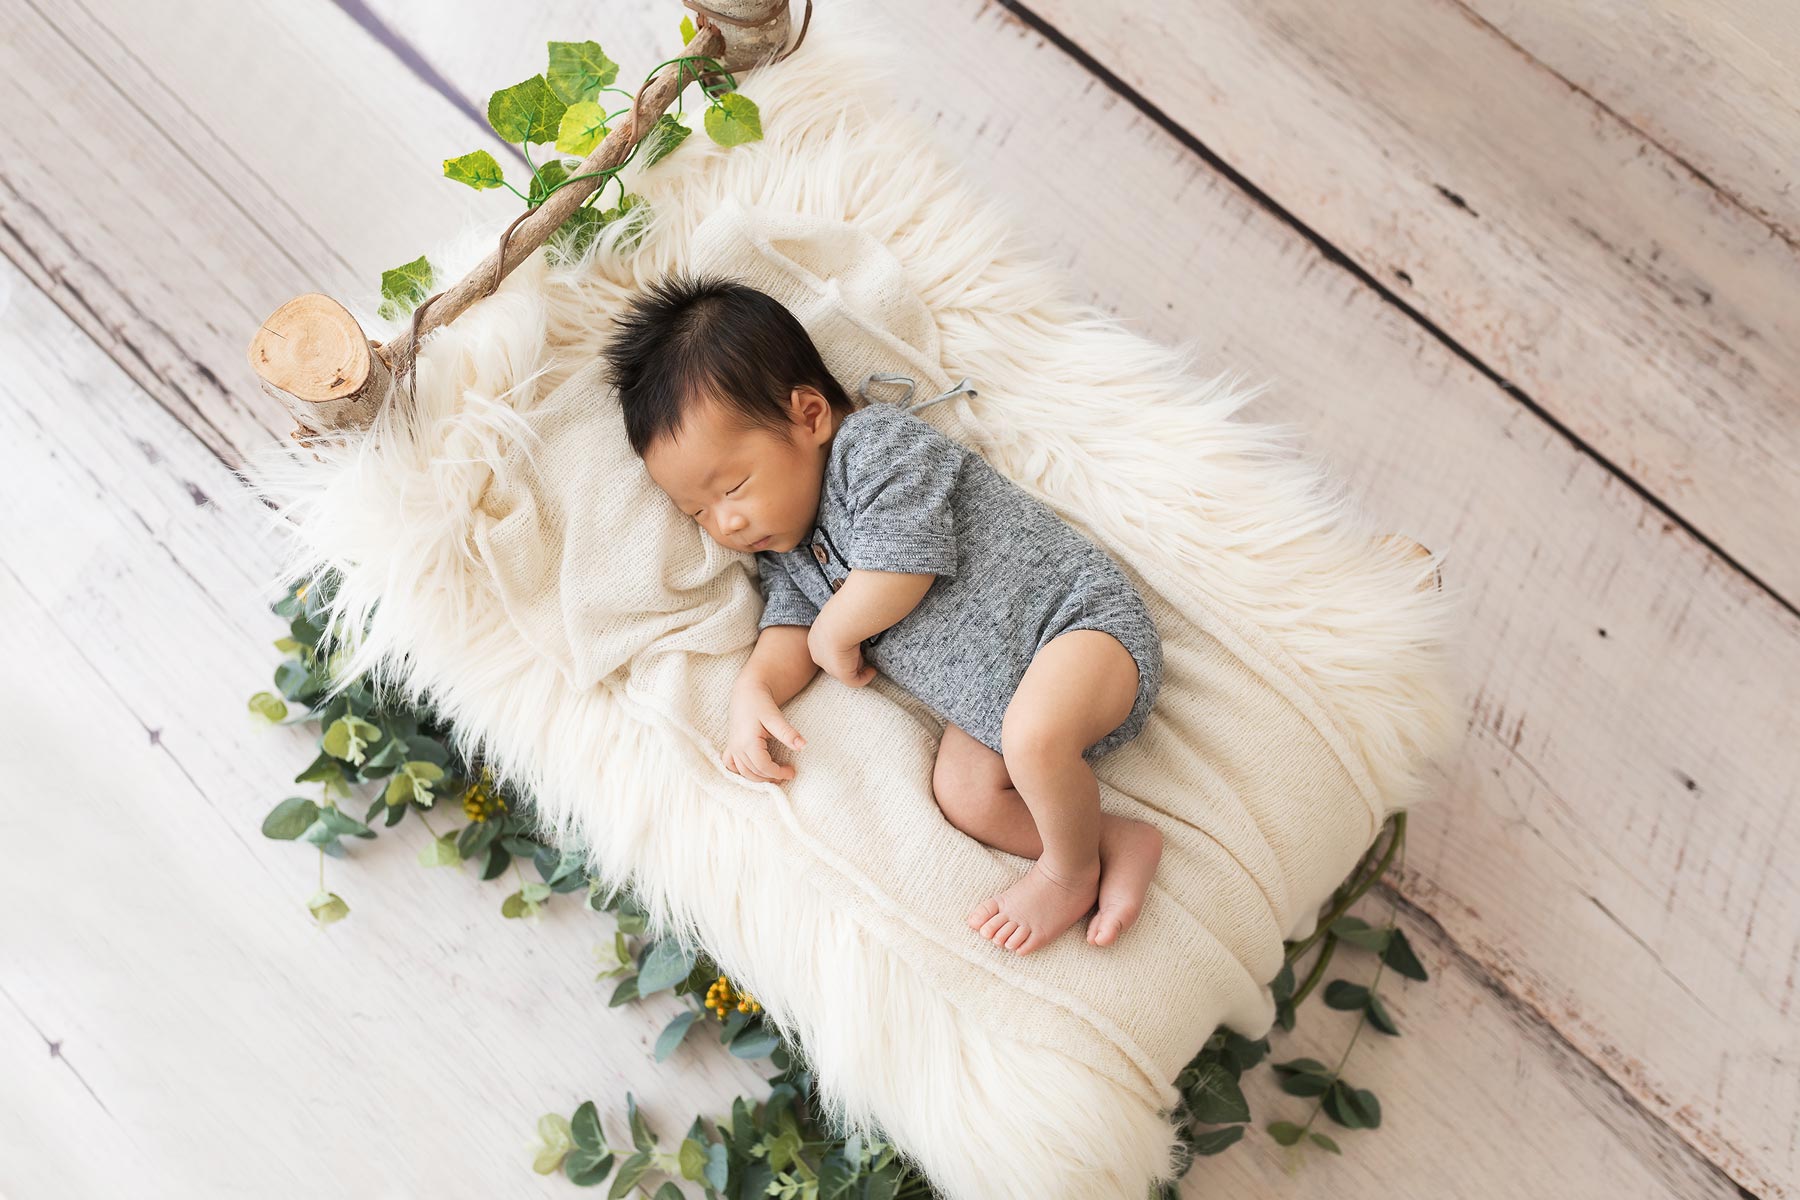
[856,371,979,413]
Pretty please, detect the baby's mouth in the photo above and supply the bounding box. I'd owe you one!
[749,534,773,550]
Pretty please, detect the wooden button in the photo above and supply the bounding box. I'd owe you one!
[829,577,842,591]
[812,543,829,565]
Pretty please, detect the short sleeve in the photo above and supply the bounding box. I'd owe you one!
[840,404,967,578]
[755,553,820,630]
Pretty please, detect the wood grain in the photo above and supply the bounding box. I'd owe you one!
[0,251,769,1195]
[1025,0,1800,605]
[2,0,1796,1195]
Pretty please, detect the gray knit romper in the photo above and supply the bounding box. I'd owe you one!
[754,373,1163,764]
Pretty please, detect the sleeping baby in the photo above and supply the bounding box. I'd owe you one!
[602,272,1165,957]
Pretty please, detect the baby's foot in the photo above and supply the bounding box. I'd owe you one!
[1088,818,1163,947]
[967,857,1102,956]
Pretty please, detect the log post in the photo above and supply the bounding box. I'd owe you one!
[248,1,802,443]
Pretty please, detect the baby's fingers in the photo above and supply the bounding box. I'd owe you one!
[747,738,795,781]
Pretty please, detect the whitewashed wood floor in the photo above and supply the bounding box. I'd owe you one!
[3,1,1795,1197]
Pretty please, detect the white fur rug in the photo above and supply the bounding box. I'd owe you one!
[240,6,1461,1196]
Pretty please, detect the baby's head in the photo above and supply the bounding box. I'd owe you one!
[603,272,857,555]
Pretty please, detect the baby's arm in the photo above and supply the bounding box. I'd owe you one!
[737,624,820,707]
[815,570,935,645]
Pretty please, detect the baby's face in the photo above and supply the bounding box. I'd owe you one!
[642,385,837,555]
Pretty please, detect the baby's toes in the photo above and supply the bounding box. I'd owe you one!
[967,897,1001,931]
[1004,922,1032,951]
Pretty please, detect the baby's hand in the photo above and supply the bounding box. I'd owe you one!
[724,682,806,783]
[807,623,877,688]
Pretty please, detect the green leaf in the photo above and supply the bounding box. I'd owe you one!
[321,714,381,765]
[315,807,375,839]
[248,691,289,724]
[677,1135,709,1181]
[533,1112,574,1174]
[501,890,528,919]
[384,760,445,807]
[307,889,349,926]
[565,1146,613,1186]
[636,937,697,996]
[556,100,608,156]
[262,796,319,840]
[641,114,691,168]
[376,254,434,322]
[416,832,460,867]
[1366,990,1401,1035]
[608,1148,651,1198]
[1330,914,1390,952]
[608,974,640,1006]
[1183,1061,1250,1124]
[1308,1131,1342,1154]
[679,14,697,42]
[1324,980,1370,1011]
[726,1025,780,1059]
[652,1184,682,1200]
[1384,927,1429,981]
[489,74,568,144]
[273,659,314,702]
[546,40,619,104]
[627,1091,656,1152]
[702,92,762,147]
[1265,1120,1305,1147]
[703,1142,729,1192]
[1188,1123,1245,1156]
[571,1099,607,1152]
[1320,1080,1382,1130]
[521,881,552,903]
[1272,1058,1334,1099]
[528,158,571,206]
[443,149,506,190]
[655,1010,701,1062]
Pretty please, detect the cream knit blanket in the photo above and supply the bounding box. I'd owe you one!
[472,194,1428,1110]
[242,12,1459,1195]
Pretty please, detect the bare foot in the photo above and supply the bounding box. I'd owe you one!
[1087,818,1163,947]
[967,856,1102,956]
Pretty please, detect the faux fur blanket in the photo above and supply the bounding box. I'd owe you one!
[241,10,1459,1197]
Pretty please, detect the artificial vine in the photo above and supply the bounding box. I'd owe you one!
[376,17,765,322]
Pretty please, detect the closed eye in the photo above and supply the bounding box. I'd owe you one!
[692,478,749,518]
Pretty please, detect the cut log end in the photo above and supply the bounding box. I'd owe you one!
[247,293,390,436]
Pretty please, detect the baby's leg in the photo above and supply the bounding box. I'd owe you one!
[963,629,1146,955]
[934,723,1162,947]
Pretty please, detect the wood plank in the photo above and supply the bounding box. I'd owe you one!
[2,0,1793,1194]
[1466,0,1800,244]
[0,254,768,1193]
[1025,0,1800,605]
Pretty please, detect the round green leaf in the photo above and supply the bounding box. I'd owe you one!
[1308,1131,1343,1154]
[565,1147,613,1186]
[556,101,608,156]
[1265,1120,1305,1147]
[307,890,349,926]
[262,796,319,840]
[571,1100,607,1153]
[546,40,619,104]
[248,692,289,724]
[702,92,762,147]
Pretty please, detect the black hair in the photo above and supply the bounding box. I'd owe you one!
[600,271,857,458]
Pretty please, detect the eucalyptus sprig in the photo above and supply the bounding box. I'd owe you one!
[378,16,766,321]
